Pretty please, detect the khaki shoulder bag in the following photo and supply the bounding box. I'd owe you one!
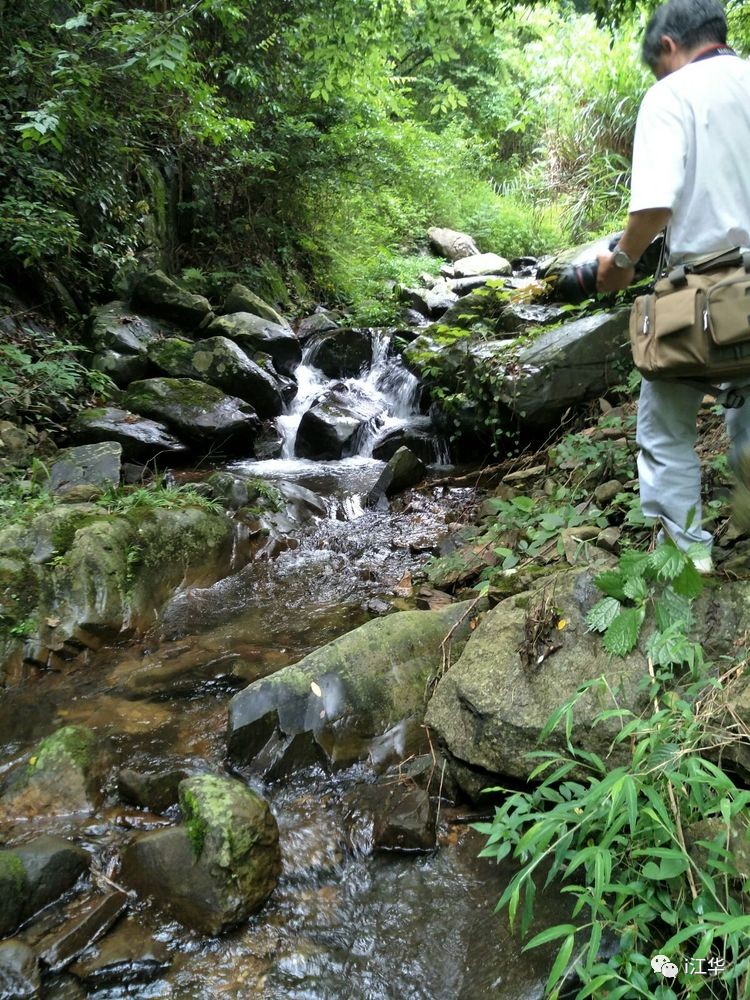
[629,249,750,382]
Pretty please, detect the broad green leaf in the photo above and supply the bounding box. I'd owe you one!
[593,569,628,601]
[586,596,621,633]
[545,933,575,997]
[603,607,644,656]
[648,543,686,581]
[623,575,648,602]
[671,562,704,599]
[523,923,577,950]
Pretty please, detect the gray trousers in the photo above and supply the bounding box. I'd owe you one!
[637,378,750,550]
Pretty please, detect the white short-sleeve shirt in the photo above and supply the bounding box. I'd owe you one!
[630,54,750,261]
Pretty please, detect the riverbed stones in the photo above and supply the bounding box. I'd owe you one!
[227,601,478,774]
[117,768,188,813]
[91,349,151,387]
[123,378,260,449]
[131,271,212,329]
[37,891,129,973]
[223,284,291,330]
[366,447,426,506]
[0,941,40,999]
[148,336,285,417]
[70,407,188,462]
[306,328,374,378]
[68,917,170,987]
[0,726,102,822]
[208,313,302,375]
[48,443,122,495]
[120,774,281,935]
[14,836,91,921]
[402,282,458,319]
[346,785,436,852]
[297,311,338,339]
[372,425,439,464]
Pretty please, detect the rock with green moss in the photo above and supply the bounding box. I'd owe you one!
[120,774,280,935]
[91,348,151,387]
[223,284,291,330]
[122,378,260,450]
[71,407,189,462]
[0,835,91,936]
[425,568,654,797]
[148,337,285,417]
[0,726,102,821]
[227,601,478,774]
[0,852,28,936]
[208,313,301,375]
[131,271,212,329]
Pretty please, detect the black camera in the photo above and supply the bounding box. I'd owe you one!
[555,258,600,303]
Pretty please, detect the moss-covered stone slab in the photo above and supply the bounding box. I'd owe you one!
[223,283,291,330]
[122,377,260,450]
[148,336,285,417]
[131,271,212,329]
[227,601,477,773]
[120,775,280,935]
[71,407,188,462]
[208,312,301,375]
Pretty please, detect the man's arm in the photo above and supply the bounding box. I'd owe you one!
[596,207,672,292]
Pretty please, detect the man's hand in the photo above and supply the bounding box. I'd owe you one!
[597,252,635,293]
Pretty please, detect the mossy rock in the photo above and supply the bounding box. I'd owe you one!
[227,601,479,773]
[0,851,28,936]
[120,775,280,935]
[0,725,103,821]
[131,271,212,329]
[223,284,291,330]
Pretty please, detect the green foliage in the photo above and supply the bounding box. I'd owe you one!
[96,479,221,516]
[0,328,112,421]
[586,542,707,669]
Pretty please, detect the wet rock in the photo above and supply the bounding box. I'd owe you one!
[47,443,122,495]
[366,447,426,506]
[297,312,338,339]
[70,407,189,463]
[497,303,568,333]
[0,852,27,937]
[89,302,166,355]
[295,384,381,461]
[68,918,170,986]
[276,481,328,521]
[131,271,211,329]
[402,283,458,319]
[208,313,302,375]
[91,349,151,387]
[0,726,102,822]
[372,425,441,464]
[426,283,511,335]
[123,378,261,450]
[453,253,511,279]
[111,647,242,698]
[254,352,297,405]
[148,337,285,418]
[117,768,188,812]
[223,284,291,330]
[227,601,478,773]
[0,940,40,999]
[345,784,435,853]
[425,569,653,795]
[306,328,374,378]
[402,308,430,327]
[415,586,453,610]
[37,891,129,973]
[14,836,91,921]
[446,275,500,296]
[120,775,281,935]
[388,752,460,801]
[427,227,480,262]
[254,421,285,460]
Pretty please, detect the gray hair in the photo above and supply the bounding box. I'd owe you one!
[642,0,728,69]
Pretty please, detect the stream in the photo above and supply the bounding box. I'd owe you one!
[1,331,574,999]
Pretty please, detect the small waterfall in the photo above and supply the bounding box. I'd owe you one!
[276,329,434,462]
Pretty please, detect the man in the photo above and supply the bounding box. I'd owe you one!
[597,0,750,572]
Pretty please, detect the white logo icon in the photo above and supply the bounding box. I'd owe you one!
[651,955,678,978]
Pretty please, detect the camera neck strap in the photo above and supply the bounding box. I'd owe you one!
[690,44,737,64]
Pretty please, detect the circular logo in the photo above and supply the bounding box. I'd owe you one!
[651,955,671,973]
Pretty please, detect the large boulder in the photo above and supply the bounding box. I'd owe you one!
[208,313,302,375]
[147,337,285,417]
[70,407,188,463]
[47,442,122,495]
[425,568,750,797]
[89,301,167,355]
[122,378,260,449]
[223,284,291,330]
[227,601,477,774]
[130,271,212,329]
[295,383,382,460]
[372,424,443,465]
[306,328,374,378]
[402,282,458,319]
[366,446,426,506]
[120,774,281,935]
[91,348,151,387]
[452,253,511,279]
[427,227,480,262]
